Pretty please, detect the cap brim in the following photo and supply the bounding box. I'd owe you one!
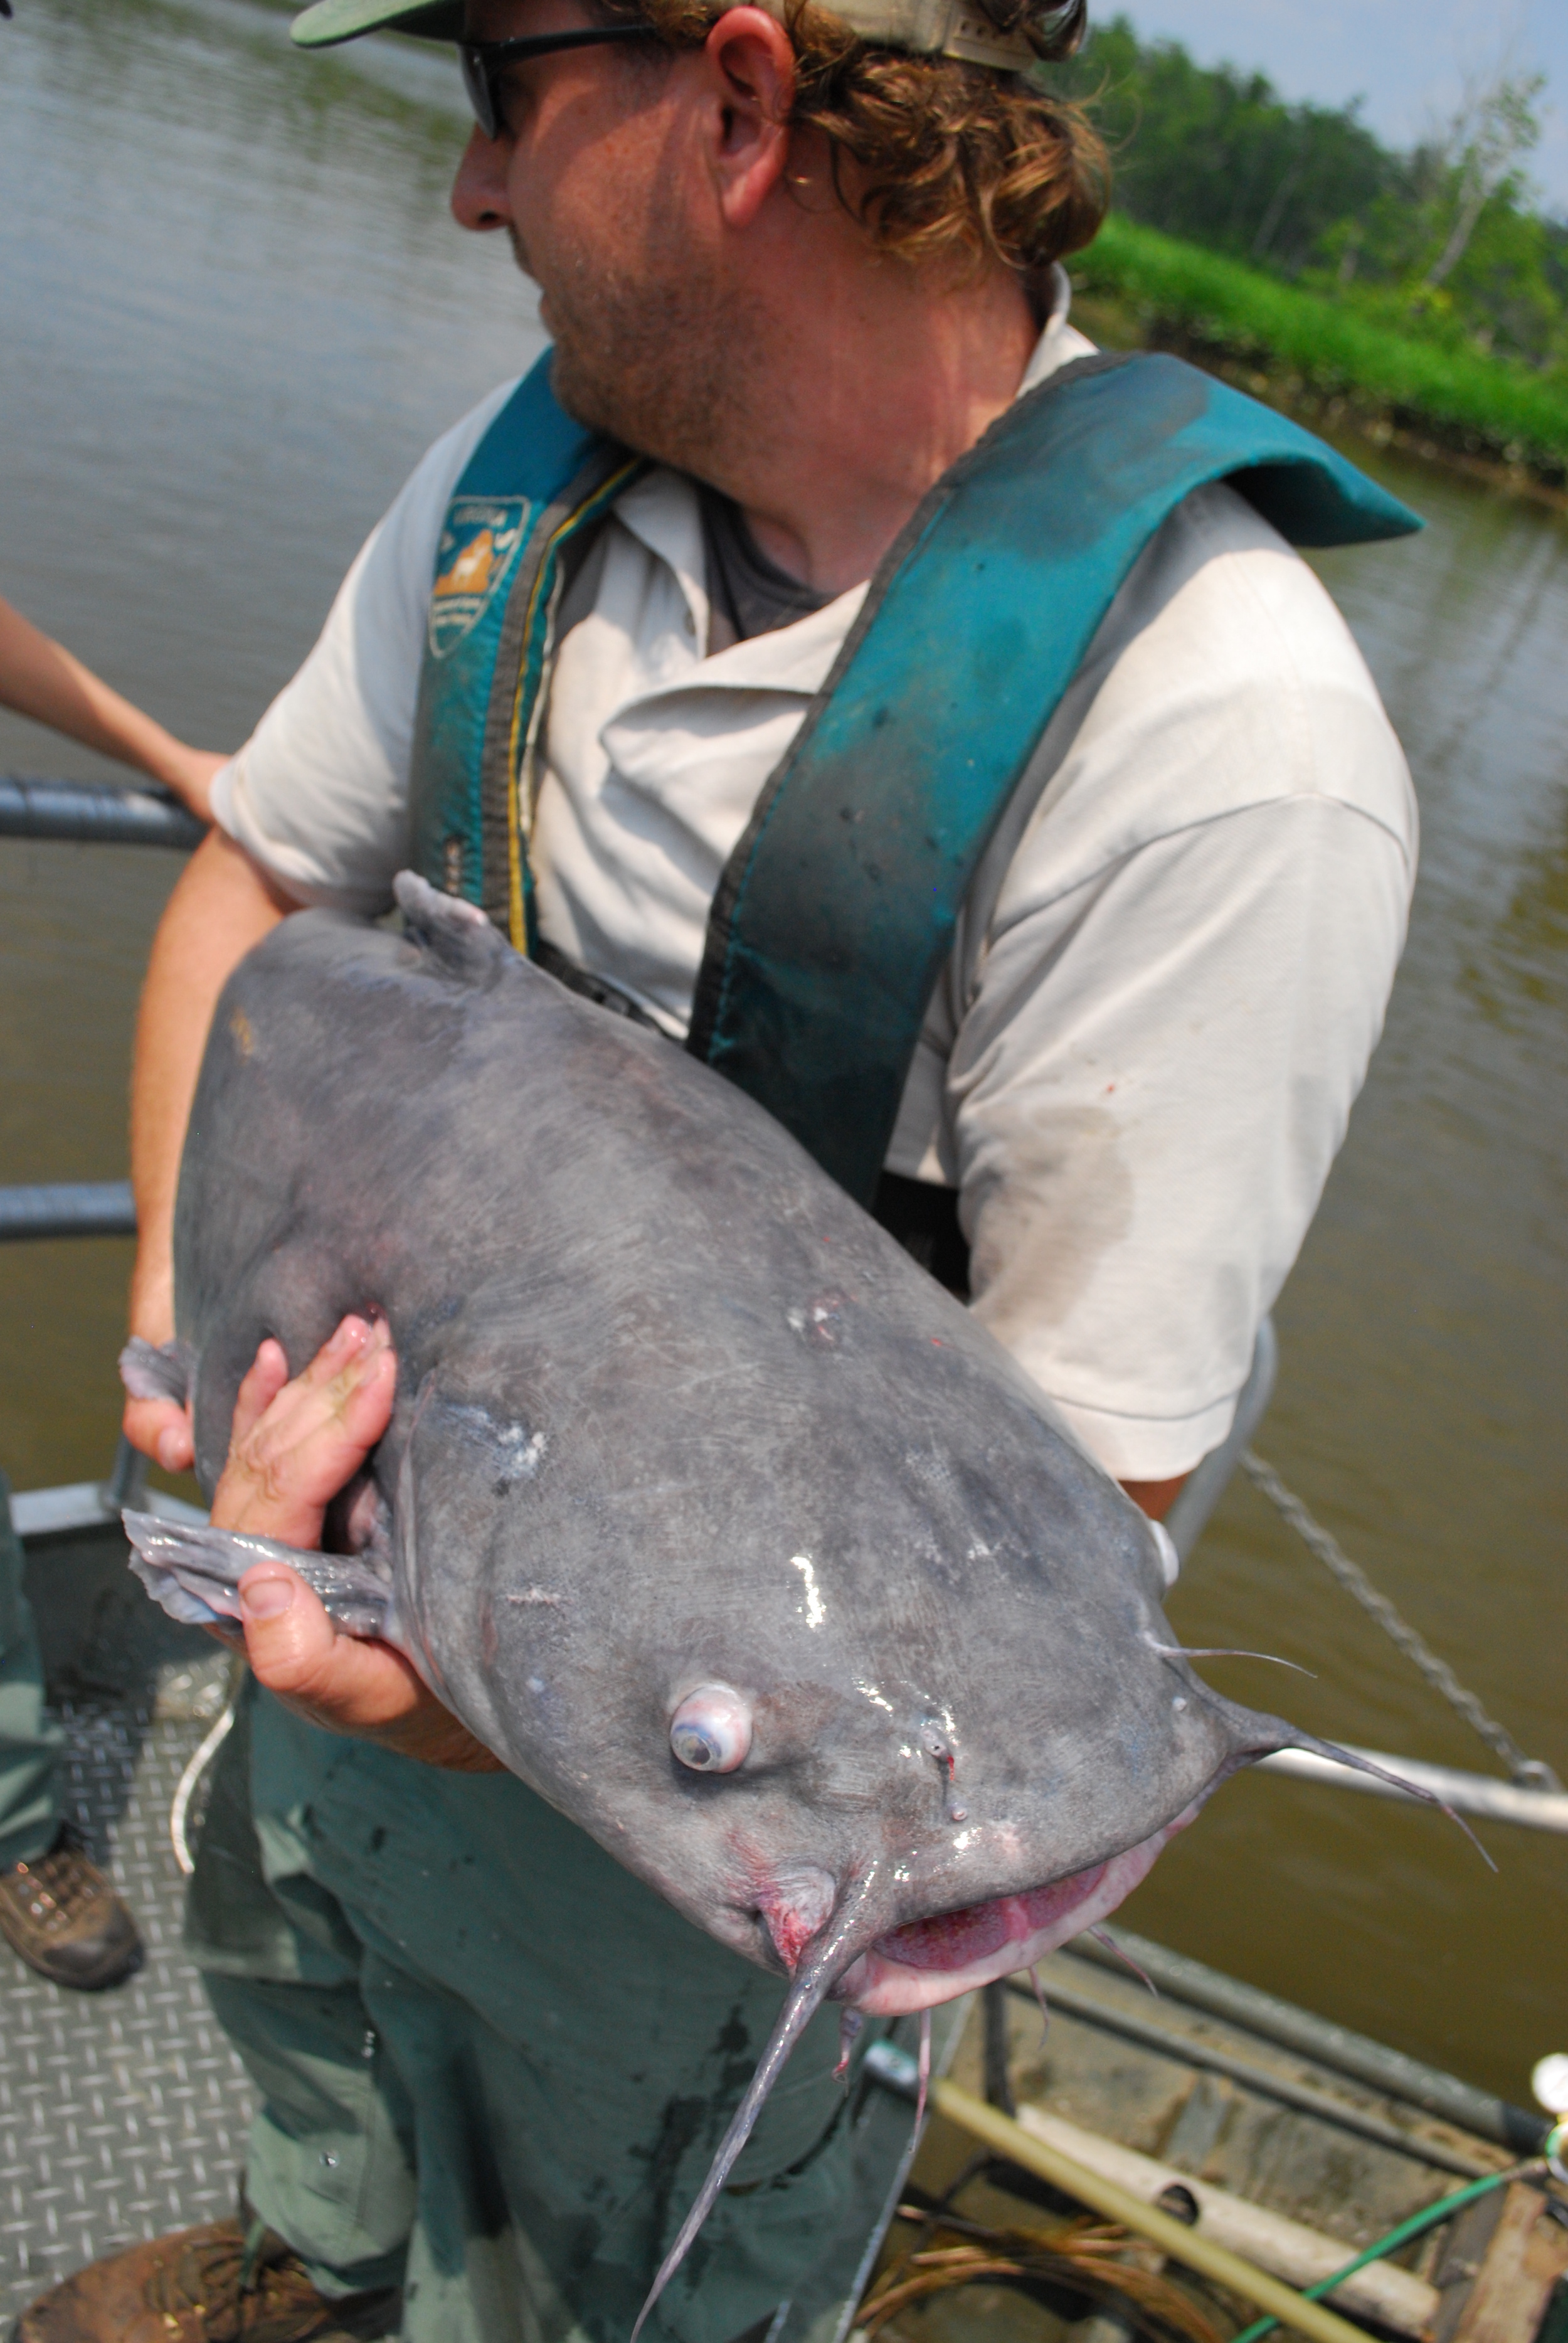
[290,0,464,48]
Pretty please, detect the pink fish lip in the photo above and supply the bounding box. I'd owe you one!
[835,1813,1195,2015]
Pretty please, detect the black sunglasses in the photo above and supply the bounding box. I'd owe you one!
[459,26,660,139]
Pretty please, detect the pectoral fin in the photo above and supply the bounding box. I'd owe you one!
[119,1336,194,1408]
[122,1511,395,1640]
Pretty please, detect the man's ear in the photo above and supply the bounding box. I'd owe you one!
[701,5,797,227]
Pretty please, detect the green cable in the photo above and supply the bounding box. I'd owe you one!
[1227,2168,1515,2343]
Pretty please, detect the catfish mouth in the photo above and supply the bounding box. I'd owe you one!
[837,1810,1194,2014]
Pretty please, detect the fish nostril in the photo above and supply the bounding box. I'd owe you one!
[670,1686,753,1773]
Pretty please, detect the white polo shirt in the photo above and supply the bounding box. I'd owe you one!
[212,299,1416,1482]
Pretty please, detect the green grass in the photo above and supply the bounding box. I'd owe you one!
[1073,214,1568,481]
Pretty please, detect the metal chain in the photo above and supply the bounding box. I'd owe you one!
[1241,1450,1562,1793]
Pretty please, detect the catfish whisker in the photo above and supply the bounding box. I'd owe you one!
[630,1872,878,2343]
[1281,1733,1498,1872]
[916,2006,933,2131]
[1086,1925,1157,1996]
[1150,1642,1315,1677]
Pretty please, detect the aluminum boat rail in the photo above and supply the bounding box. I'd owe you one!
[0,771,204,851]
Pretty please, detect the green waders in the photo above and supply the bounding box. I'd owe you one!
[0,1474,64,1871]
[187,1680,924,2343]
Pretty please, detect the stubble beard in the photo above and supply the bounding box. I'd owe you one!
[512,218,765,487]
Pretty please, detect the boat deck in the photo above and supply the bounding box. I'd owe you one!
[1,1510,253,2320]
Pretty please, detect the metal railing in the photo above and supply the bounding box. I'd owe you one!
[1,775,183,1243]
[0,772,204,852]
[1,773,198,1524]
[0,1181,135,1240]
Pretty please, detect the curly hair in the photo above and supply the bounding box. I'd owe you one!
[600,0,1110,279]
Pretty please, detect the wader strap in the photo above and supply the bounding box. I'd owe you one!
[687,351,1421,1204]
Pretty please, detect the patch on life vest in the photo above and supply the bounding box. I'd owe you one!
[428,496,532,657]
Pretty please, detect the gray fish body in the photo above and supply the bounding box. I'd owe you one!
[156,879,1290,2009]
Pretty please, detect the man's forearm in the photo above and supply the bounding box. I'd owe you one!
[0,597,226,812]
[129,829,291,1351]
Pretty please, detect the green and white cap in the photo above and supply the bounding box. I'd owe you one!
[290,0,1035,68]
[291,2,463,44]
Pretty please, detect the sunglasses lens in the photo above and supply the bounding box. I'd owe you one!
[458,45,498,140]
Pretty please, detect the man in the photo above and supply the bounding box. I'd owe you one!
[0,595,223,1993]
[22,0,1416,2332]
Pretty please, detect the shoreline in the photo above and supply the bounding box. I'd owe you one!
[1071,216,1568,509]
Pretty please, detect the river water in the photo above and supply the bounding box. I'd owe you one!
[2,0,1562,2108]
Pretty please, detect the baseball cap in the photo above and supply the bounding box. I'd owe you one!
[292,2,462,41]
[290,0,1034,68]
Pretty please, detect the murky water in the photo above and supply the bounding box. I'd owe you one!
[3,1,1562,2108]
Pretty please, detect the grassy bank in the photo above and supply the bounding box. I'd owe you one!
[1073,215,1568,487]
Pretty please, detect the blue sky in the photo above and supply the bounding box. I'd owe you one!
[1112,0,1568,218]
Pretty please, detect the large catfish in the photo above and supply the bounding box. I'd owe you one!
[122,876,1453,2328]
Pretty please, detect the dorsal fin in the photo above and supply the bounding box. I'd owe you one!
[395,871,511,989]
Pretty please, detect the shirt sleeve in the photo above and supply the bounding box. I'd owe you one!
[956,795,1411,1480]
[210,380,521,913]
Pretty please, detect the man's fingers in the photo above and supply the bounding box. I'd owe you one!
[123,1394,194,1472]
[213,1314,398,1545]
[238,1563,423,1729]
[296,1313,384,1400]
[229,1337,291,1450]
[236,1563,502,1770]
[339,1340,398,1449]
[248,1316,394,1474]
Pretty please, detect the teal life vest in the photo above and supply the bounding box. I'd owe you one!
[408,349,1419,1205]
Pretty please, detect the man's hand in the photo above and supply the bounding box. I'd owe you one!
[215,1315,503,1773]
[126,1389,197,1474]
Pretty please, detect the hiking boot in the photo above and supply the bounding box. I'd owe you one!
[0,1822,141,1990]
[12,2213,402,2343]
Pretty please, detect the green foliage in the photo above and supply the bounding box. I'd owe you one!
[1074,213,1568,475]
[1050,18,1568,372]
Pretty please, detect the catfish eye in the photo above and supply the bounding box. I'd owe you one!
[670,1685,752,1773]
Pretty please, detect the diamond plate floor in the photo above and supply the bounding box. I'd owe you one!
[0,1677,255,2320]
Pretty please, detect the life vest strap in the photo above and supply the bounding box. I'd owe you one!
[686,351,1420,1202]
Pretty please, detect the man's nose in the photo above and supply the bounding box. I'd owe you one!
[451,127,512,231]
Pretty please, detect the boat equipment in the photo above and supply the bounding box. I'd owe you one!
[1068,1924,1551,2154]
[992,2093,1444,2331]
[1225,2163,1540,2343]
[1005,1973,1504,2179]
[865,2040,1394,2343]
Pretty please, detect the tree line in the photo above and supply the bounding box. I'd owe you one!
[1052,18,1568,373]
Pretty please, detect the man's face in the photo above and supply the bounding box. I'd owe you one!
[453,0,766,472]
